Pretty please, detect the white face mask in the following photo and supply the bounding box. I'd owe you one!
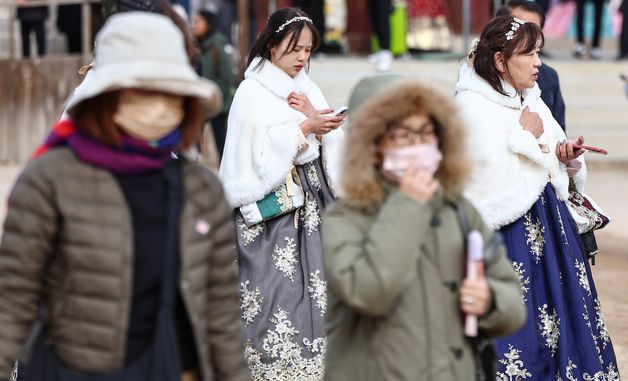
[114,91,185,141]
[380,143,443,184]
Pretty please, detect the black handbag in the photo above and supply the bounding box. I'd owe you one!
[16,161,184,381]
[470,336,498,381]
[451,201,498,381]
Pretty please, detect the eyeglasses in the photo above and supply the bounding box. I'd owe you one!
[381,123,438,146]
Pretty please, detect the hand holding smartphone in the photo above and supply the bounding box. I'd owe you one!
[572,144,608,155]
[331,106,348,117]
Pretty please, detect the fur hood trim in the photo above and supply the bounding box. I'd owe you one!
[341,80,470,210]
[455,63,541,110]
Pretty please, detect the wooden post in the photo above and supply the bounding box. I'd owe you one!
[8,0,16,60]
[237,0,249,78]
[463,0,471,54]
[345,0,371,54]
[81,0,91,62]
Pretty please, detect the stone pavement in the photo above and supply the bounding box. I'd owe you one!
[583,171,628,375]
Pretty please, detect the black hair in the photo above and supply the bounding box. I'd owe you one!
[198,10,216,28]
[496,0,546,28]
[102,0,157,17]
[247,7,320,71]
[473,15,544,96]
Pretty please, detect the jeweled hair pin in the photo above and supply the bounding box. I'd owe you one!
[505,17,526,41]
[275,16,313,34]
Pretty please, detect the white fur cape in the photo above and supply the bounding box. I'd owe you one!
[455,64,586,230]
[219,57,344,209]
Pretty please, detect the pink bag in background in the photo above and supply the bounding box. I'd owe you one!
[544,1,576,38]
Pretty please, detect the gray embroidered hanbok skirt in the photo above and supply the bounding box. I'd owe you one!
[235,157,334,381]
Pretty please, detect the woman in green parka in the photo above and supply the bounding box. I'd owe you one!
[193,10,236,158]
[322,76,527,381]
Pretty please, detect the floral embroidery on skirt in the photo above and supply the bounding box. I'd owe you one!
[496,183,620,380]
[235,157,333,381]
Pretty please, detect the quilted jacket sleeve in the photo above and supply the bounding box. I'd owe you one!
[204,179,250,381]
[0,160,57,378]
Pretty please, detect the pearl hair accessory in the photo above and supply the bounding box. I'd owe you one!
[468,36,480,57]
[505,17,526,41]
[275,16,313,34]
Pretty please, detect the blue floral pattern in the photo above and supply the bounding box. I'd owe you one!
[496,183,620,380]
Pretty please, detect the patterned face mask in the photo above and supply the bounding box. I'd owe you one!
[379,142,443,183]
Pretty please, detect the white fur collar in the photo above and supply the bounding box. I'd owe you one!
[245,57,312,99]
[455,63,541,110]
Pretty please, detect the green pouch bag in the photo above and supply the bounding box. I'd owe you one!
[240,167,305,226]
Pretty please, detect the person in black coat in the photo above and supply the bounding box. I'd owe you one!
[16,0,48,57]
[496,0,566,131]
[536,63,565,130]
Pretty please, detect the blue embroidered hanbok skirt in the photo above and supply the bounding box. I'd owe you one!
[495,183,620,380]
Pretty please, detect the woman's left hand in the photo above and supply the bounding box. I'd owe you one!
[288,92,317,117]
[556,136,585,164]
[459,262,493,317]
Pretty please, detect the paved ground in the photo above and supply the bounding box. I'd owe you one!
[583,170,628,375]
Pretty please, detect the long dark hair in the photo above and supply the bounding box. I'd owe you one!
[247,7,320,71]
[471,15,544,96]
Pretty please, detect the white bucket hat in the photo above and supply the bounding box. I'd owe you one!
[65,12,220,114]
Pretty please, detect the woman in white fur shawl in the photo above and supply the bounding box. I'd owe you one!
[455,16,620,380]
[219,8,344,380]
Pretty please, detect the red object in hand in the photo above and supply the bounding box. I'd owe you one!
[572,145,608,155]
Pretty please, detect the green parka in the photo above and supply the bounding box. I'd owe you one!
[198,31,235,115]
[322,79,526,381]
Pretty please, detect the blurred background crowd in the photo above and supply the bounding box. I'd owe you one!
[3,0,627,62]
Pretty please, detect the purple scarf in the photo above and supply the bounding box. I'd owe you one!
[34,119,181,175]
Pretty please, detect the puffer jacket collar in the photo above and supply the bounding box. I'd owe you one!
[244,56,312,99]
[455,63,541,110]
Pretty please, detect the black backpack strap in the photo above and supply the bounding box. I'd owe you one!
[453,200,471,255]
[449,200,499,381]
[450,200,503,264]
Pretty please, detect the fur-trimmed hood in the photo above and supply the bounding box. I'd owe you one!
[341,80,470,210]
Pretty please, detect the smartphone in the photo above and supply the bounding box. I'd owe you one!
[332,106,348,117]
[572,144,608,155]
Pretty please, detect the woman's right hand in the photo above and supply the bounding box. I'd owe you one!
[299,110,345,136]
[399,165,440,204]
[519,106,544,138]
